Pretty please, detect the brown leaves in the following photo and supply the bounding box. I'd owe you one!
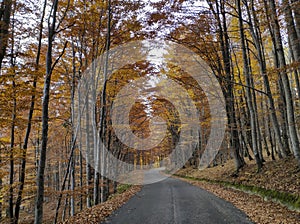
[176,157,300,224]
[175,177,300,224]
[61,185,141,224]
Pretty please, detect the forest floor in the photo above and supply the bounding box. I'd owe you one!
[175,156,300,224]
[60,185,142,224]
[14,185,141,224]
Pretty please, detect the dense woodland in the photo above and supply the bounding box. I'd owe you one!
[0,0,300,223]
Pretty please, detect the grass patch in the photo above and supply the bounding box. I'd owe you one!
[116,184,132,194]
[174,174,300,211]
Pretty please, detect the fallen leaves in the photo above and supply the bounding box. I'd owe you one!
[175,177,300,223]
[60,185,142,224]
[178,157,300,195]
[176,157,300,224]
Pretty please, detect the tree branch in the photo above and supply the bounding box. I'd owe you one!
[50,40,68,74]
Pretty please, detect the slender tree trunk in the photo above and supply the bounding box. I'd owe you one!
[282,0,300,65]
[283,0,300,100]
[100,0,112,203]
[246,0,287,158]
[269,0,300,167]
[0,0,12,70]
[70,156,75,216]
[35,1,59,223]
[288,35,300,98]
[92,65,100,206]
[261,97,271,157]
[53,145,76,224]
[247,41,264,162]
[85,88,92,208]
[237,0,262,171]
[8,10,16,222]
[14,1,47,223]
[79,151,83,211]
[267,107,276,160]
[290,0,300,38]
[9,79,16,223]
[233,50,254,161]
[70,37,77,217]
[207,0,245,171]
[263,0,289,157]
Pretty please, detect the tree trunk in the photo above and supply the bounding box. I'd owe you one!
[282,0,300,65]
[207,0,245,171]
[85,88,92,208]
[8,79,16,223]
[237,0,262,171]
[8,9,16,221]
[0,0,12,70]
[34,1,59,223]
[288,35,300,98]
[290,0,300,39]
[70,37,77,217]
[100,0,112,203]
[263,0,290,157]
[14,1,47,223]
[246,0,288,158]
[269,0,300,167]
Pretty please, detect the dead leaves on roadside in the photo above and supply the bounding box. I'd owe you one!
[61,185,142,224]
[176,157,300,224]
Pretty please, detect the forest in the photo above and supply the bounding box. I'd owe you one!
[0,0,299,223]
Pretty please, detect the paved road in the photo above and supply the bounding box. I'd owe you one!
[102,171,253,224]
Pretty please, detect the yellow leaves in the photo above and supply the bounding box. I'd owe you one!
[0,137,11,145]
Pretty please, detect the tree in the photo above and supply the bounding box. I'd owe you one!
[0,0,13,70]
[35,0,68,223]
[236,0,262,171]
[14,1,47,223]
[206,0,245,171]
[268,0,300,167]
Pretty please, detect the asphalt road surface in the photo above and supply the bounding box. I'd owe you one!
[102,170,253,224]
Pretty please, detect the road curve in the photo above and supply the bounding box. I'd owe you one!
[101,172,253,224]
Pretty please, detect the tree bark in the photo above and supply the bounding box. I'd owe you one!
[237,0,262,171]
[290,0,300,39]
[207,0,245,171]
[269,0,300,167]
[34,1,59,223]
[100,0,112,203]
[14,1,47,223]
[8,9,16,221]
[245,0,288,158]
[282,0,300,65]
[0,0,12,70]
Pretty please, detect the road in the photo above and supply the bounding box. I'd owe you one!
[102,170,253,224]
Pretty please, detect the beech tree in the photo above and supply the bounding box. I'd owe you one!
[35,0,68,223]
[0,0,13,70]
